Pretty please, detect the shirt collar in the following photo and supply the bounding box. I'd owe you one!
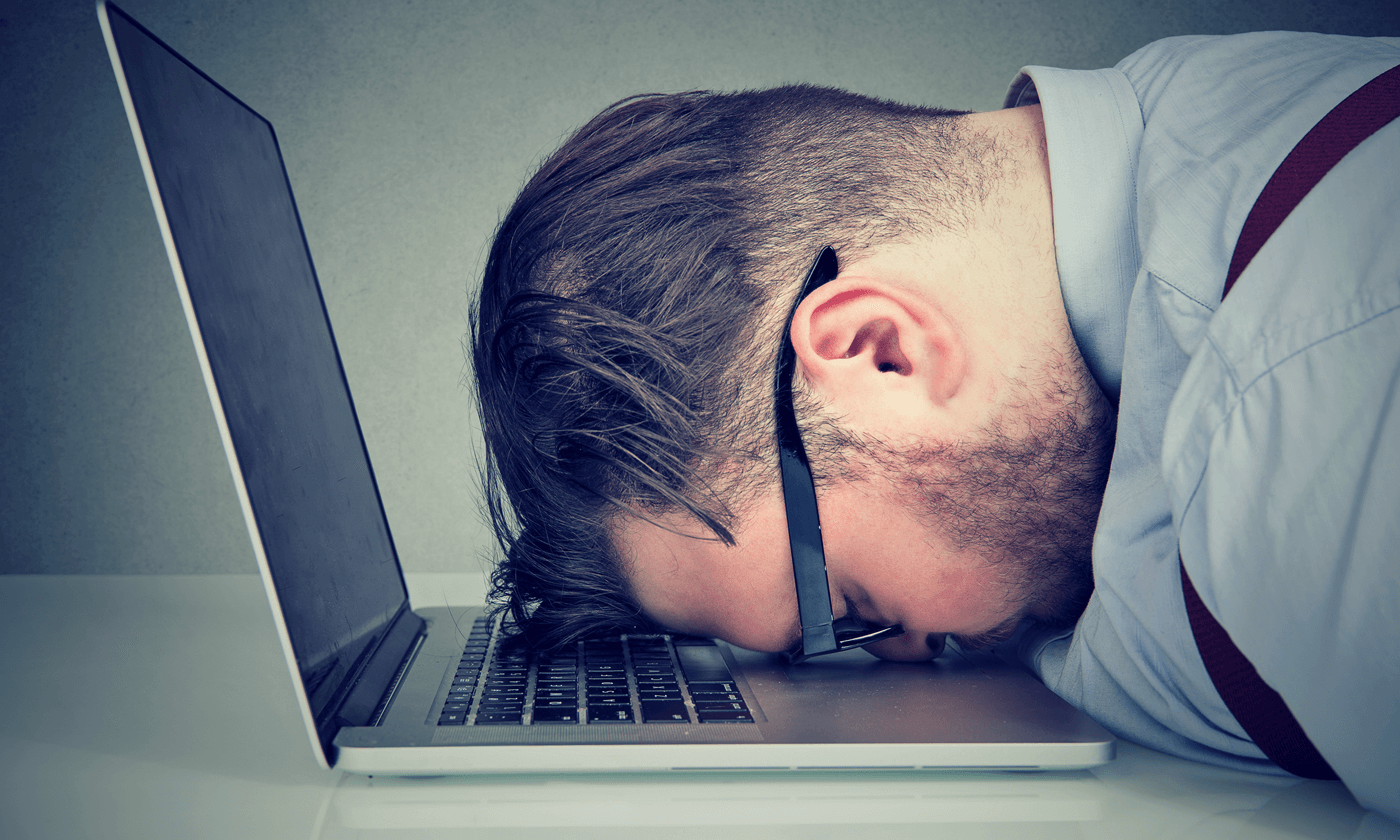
[1004,67,1143,405]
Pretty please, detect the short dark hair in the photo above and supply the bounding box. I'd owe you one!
[471,85,985,649]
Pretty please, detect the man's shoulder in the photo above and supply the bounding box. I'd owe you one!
[1119,32,1398,150]
[1116,32,1397,99]
[1124,32,1400,322]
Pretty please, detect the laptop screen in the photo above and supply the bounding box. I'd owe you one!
[104,5,408,722]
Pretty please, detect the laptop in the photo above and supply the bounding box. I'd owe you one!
[98,0,1115,775]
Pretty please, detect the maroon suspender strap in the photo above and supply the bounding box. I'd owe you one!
[1223,64,1400,298]
[1180,574,1339,779]
[1180,62,1400,781]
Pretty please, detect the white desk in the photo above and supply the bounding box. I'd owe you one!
[1,574,1395,840]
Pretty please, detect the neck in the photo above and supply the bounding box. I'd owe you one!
[960,105,1059,313]
[963,105,1069,394]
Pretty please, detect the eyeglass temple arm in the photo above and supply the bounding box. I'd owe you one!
[778,445,840,658]
[776,247,843,659]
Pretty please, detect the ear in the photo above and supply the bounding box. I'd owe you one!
[788,276,966,431]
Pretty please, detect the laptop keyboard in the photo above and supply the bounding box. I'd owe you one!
[437,616,755,726]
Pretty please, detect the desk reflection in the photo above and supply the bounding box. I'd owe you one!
[320,768,1104,838]
[315,743,1397,840]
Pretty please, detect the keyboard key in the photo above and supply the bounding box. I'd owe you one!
[694,700,749,712]
[697,709,755,723]
[477,712,523,725]
[640,700,689,723]
[639,690,683,702]
[586,680,628,691]
[587,705,634,723]
[676,645,734,682]
[690,691,742,702]
[585,691,630,705]
[479,697,525,709]
[535,689,577,700]
[686,681,738,694]
[586,678,629,690]
[540,677,578,686]
[438,711,466,725]
[635,673,679,684]
[532,708,579,723]
[484,689,526,700]
[481,691,526,705]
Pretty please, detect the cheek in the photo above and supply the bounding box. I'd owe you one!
[894,564,1012,631]
[833,502,1014,635]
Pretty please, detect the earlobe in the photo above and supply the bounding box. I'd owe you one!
[790,278,966,420]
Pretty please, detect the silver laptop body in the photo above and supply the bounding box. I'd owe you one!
[99,0,1114,775]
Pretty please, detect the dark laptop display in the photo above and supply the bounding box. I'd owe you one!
[103,4,409,742]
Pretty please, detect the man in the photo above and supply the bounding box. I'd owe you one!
[472,32,1399,818]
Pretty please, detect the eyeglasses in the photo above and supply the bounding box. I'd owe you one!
[775,246,904,664]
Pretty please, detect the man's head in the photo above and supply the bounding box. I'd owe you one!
[471,85,1114,656]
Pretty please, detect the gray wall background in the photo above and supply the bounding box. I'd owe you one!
[4,0,1398,576]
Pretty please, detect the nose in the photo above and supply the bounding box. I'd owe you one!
[865,631,946,662]
[925,633,946,658]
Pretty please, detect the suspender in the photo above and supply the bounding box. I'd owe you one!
[1179,62,1400,781]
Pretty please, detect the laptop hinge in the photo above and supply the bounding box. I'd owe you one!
[368,630,425,726]
[328,608,425,733]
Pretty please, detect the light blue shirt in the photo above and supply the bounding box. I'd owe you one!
[1001,33,1400,820]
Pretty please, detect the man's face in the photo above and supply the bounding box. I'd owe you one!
[617,483,1015,660]
[616,365,1114,660]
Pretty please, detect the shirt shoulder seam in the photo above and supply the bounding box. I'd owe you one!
[1177,301,1400,525]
